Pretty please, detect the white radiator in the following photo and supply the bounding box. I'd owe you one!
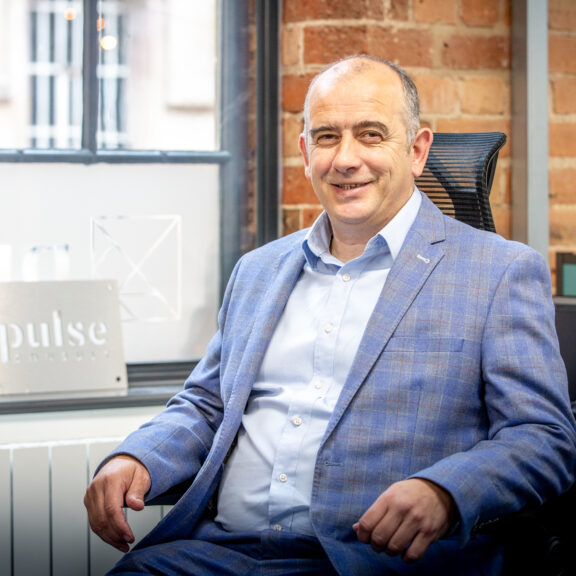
[0,438,170,576]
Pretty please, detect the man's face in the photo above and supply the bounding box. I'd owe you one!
[299,63,430,239]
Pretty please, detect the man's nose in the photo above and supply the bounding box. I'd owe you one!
[332,134,361,173]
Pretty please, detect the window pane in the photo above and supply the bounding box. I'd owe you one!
[97,0,218,151]
[0,0,218,152]
[0,0,84,149]
[0,162,220,363]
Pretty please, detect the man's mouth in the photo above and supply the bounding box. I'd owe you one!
[334,182,369,190]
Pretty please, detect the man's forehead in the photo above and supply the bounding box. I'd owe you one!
[307,81,403,124]
[309,64,403,111]
[315,59,400,90]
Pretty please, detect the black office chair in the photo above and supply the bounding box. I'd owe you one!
[148,132,575,575]
[415,131,503,233]
[478,483,576,576]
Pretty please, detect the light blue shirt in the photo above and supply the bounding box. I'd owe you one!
[216,189,422,535]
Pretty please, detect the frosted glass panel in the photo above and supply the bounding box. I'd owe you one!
[0,163,219,363]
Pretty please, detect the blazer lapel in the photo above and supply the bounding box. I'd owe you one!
[199,242,307,478]
[326,194,448,434]
[223,244,307,407]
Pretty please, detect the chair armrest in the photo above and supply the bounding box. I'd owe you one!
[477,483,576,576]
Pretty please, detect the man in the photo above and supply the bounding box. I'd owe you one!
[85,55,576,575]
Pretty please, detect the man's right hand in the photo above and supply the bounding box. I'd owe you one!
[84,455,151,552]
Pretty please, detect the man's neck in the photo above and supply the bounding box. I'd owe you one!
[329,233,370,263]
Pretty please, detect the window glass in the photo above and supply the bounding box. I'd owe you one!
[0,162,220,363]
[97,0,217,150]
[0,0,231,368]
[29,0,84,148]
[0,0,218,151]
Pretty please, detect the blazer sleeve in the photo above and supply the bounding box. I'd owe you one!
[97,260,244,499]
[412,245,576,544]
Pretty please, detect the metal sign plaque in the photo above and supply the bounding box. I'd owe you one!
[0,280,127,397]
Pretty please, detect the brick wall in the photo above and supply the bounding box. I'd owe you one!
[549,0,576,289]
[280,0,576,292]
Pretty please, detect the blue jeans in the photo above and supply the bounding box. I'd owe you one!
[107,519,340,576]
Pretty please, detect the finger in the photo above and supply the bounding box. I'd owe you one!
[87,484,135,551]
[124,468,150,512]
[356,508,404,553]
[103,490,136,545]
[402,531,435,564]
[377,515,420,557]
[368,516,406,555]
[354,493,389,544]
[84,471,136,550]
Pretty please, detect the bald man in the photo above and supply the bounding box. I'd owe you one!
[85,55,576,576]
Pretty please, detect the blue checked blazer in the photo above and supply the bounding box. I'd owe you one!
[110,192,576,575]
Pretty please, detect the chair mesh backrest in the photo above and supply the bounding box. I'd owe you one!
[416,132,507,232]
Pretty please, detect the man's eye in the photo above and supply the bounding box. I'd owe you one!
[361,131,383,143]
[315,134,338,145]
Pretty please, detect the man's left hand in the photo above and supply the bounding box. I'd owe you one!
[353,478,458,563]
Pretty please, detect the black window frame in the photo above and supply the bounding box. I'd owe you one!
[0,0,281,414]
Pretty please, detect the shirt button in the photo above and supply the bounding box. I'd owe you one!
[324,323,334,333]
[342,273,351,282]
[279,473,288,483]
[273,524,283,531]
[293,416,303,426]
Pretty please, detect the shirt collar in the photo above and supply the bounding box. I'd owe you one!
[302,187,422,268]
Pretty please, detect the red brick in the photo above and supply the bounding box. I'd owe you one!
[549,122,576,157]
[302,207,324,228]
[549,0,576,31]
[442,35,510,69]
[550,206,576,244]
[303,25,369,64]
[282,27,301,68]
[367,27,434,68]
[491,205,511,239]
[303,25,435,68]
[502,1,511,27]
[284,0,383,23]
[550,169,576,204]
[549,36,576,74]
[282,74,315,113]
[387,0,410,20]
[460,76,507,115]
[282,208,301,236]
[414,0,457,24]
[414,74,459,114]
[552,77,576,114]
[489,163,511,205]
[283,166,317,204]
[461,0,500,27]
[283,115,304,159]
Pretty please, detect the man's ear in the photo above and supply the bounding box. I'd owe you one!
[298,133,311,180]
[411,128,433,178]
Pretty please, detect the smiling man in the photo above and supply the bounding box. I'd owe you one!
[299,58,432,261]
[85,56,576,576]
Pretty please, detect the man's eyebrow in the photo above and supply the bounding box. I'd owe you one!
[355,120,390,135]
[308,124,339,139]
[308,121,390,139]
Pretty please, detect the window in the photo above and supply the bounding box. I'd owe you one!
[3,0,218,151]
[28,0,83,149]
[0,0,273,402]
